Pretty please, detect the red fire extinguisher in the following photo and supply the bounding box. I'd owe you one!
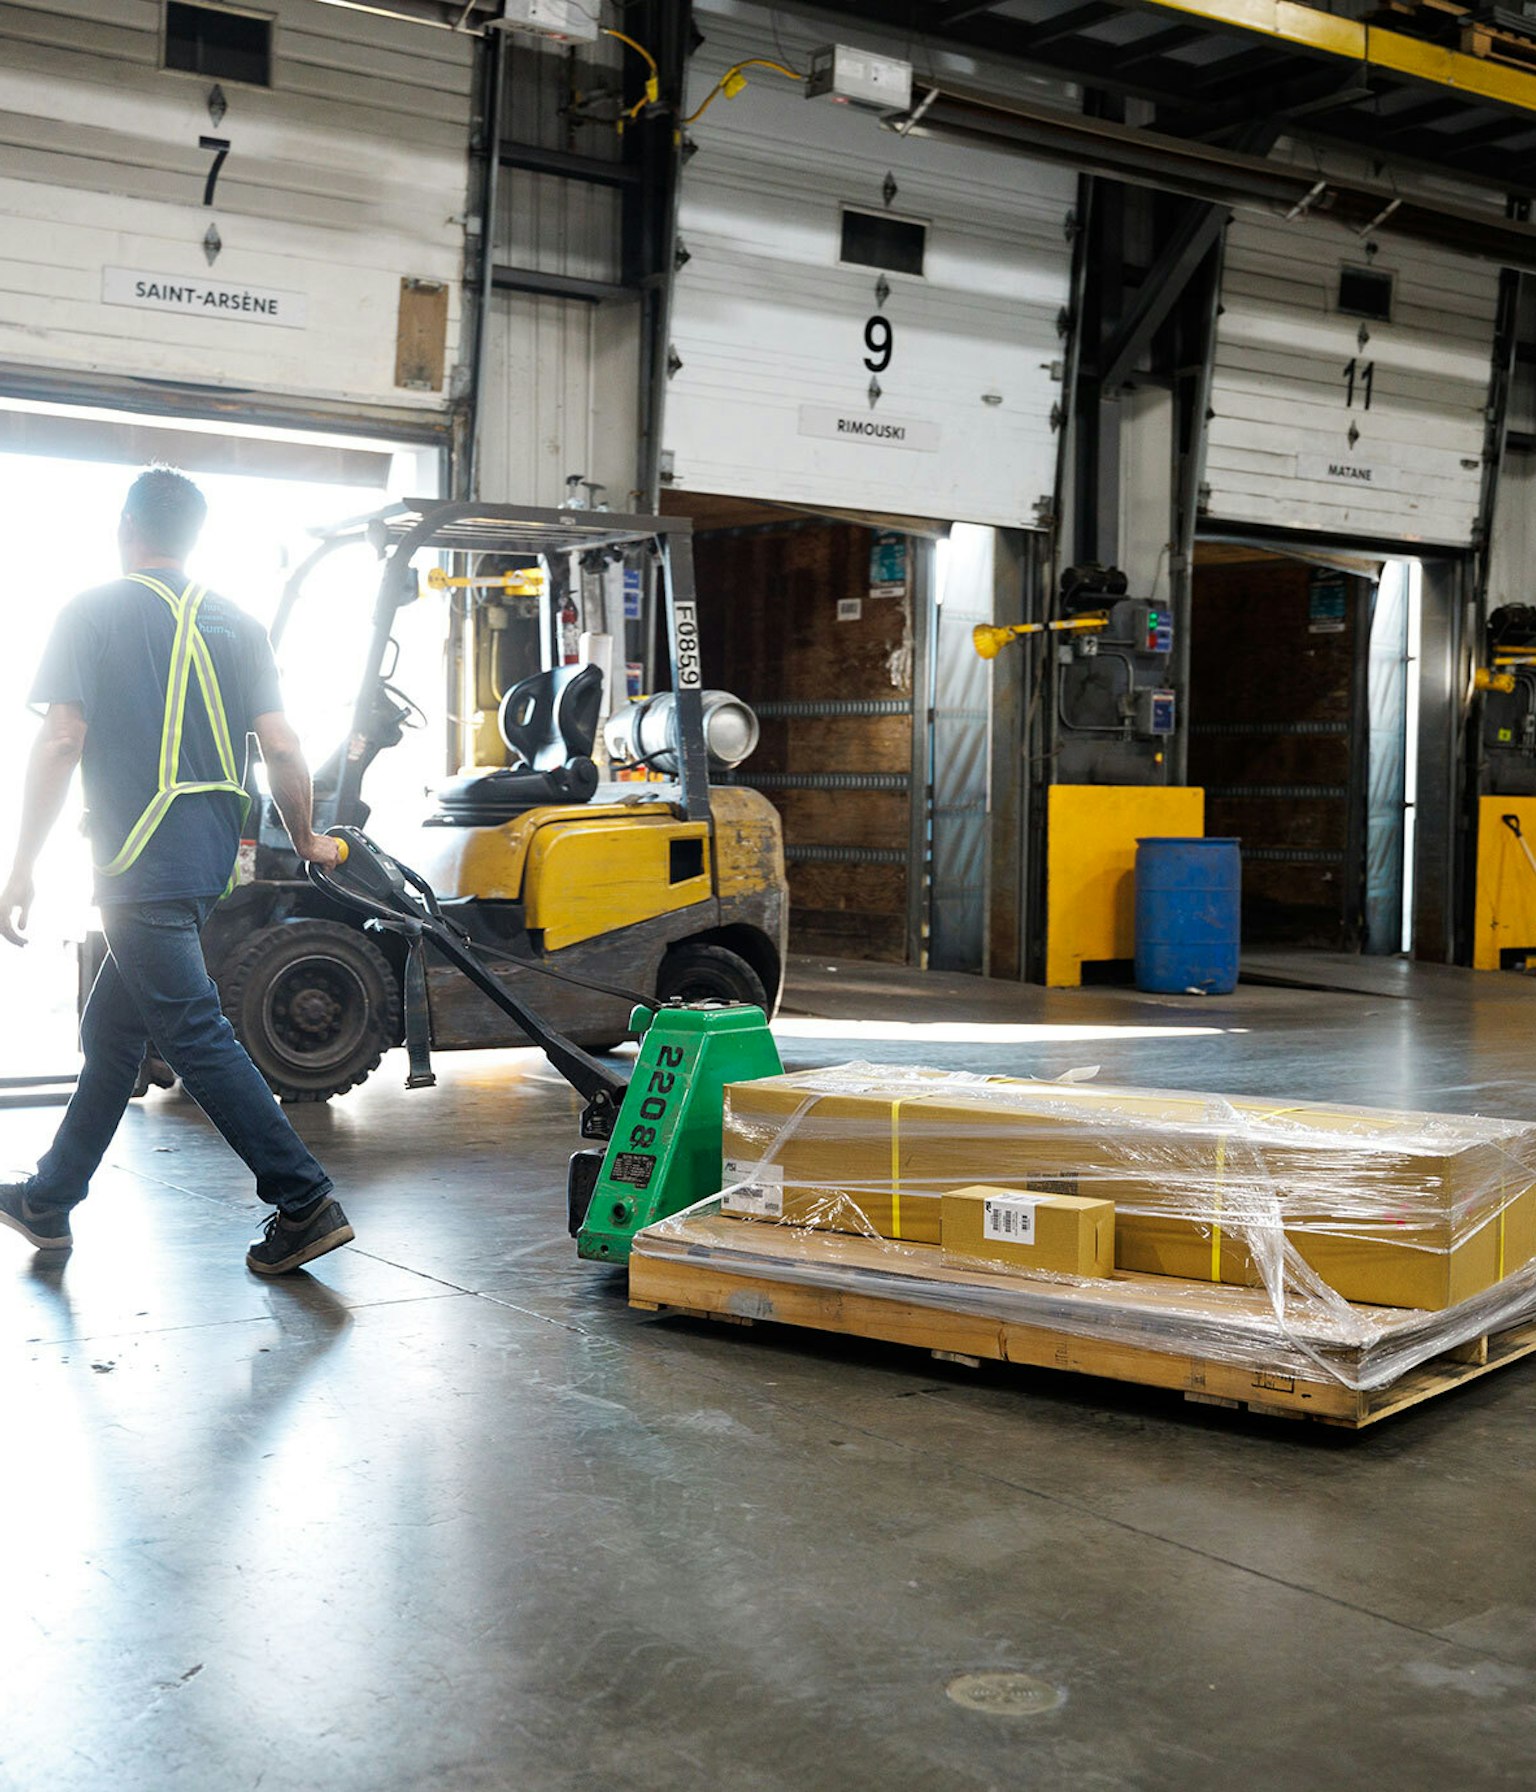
[559,591,580,665]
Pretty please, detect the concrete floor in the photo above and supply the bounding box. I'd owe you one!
[4,955,1536,1791]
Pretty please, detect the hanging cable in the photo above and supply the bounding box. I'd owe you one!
[601,27,660,128]
[683,57,804,126]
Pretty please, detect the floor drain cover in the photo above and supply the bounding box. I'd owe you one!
[946,1672,1064,1716]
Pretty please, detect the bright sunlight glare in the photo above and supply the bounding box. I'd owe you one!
[770,1019,1227,1044]
[0,444,439,1076]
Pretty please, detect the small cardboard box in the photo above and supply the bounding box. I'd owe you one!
[720,1067,1536,1310]
[941,1186,1115,1279]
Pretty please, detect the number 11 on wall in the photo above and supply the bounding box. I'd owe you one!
[1342,357,1375,410]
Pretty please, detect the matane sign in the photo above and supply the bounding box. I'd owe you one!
[1296,454,1400,493]
[102,267,307,329]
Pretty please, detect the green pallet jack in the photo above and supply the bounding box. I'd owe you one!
[309,828,782,1260]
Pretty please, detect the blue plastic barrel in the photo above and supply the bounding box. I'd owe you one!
[1134,837,1241,995]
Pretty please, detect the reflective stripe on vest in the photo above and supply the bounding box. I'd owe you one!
[96,574,252,880]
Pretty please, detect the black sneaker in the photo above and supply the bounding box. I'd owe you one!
[246,1197,354,1276]
[0,1183,73,1251]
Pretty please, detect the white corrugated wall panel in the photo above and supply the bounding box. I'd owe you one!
[475,25,641,506]
[1204,208,1499,545]
[0,0,474,415]
[665,0,1075,528]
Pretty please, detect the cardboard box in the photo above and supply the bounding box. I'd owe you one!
[941,1186,1115,1279]
[720,1068,1536,1310]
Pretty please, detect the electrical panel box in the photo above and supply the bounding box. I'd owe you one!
[499,0,600,45]
[1134,689,1177,738]
[1132,602,1174,656]
[1106,599,1174,655]
[1055,566,1178,782]
[1482,605,1536,795]
[806,44,914,111]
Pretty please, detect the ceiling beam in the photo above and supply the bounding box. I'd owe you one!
[885,87,1536,270]
[1109,0,1536,116]
[1371,98,1473,140]
[1107,23,1206,75]
[1096,117,1283,389]
[925,0,1009,24]
[1443,117,1536,150]
[1164,64,1378,139]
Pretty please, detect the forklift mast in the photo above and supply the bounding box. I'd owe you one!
[275,500,715,831]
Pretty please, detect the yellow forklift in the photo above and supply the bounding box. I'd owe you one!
[200,501,787,1101]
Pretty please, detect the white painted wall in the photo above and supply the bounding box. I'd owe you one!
[664,0,1075,528]
[0,0,474,416]
[475,23,643,506]
[1205,202,1499,546]
[1485,448,1536,612]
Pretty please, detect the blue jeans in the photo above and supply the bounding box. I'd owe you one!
[27,898,333,1218]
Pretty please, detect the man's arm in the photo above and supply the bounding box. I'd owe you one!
[252,712,342,870]
[1,704,88,946]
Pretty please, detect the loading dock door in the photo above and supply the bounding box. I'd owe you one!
[666,3,1074,528]
[0,1,471,420]
[1204,209,1498,546]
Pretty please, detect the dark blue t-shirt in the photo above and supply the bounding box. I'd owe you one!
[29,575,284,905]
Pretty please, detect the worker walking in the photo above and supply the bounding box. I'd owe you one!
[0,467,354,1276]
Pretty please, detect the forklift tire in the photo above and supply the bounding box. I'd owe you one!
[655,942,768,1010]
[218,920,401,1104]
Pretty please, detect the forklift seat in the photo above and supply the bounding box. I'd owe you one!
[434,664,604,826]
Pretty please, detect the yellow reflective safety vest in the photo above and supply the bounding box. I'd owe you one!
[96,574,252,882]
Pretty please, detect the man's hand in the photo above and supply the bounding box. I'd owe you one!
[3,705,85,946]
[298,833,344,871]
[0,872,34,947]
[252,712,335,871]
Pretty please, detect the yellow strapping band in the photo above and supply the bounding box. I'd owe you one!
[1212,1134,1225,1282]
[890,1099,902,1239]
[1225,1104,1312,1283]
[1499,1178,1507,1281]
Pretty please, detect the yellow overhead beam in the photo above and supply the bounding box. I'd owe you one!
[1134,0,1536,117]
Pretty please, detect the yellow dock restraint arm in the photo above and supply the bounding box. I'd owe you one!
[96,575,251,881]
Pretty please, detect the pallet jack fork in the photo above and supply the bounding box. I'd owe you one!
[308,827,783,1262]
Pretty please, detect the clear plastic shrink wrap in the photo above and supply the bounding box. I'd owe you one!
[629,1063,1536,1392]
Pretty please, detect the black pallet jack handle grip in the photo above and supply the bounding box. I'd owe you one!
[306,826,628,1128]
[1504,813,1524,839]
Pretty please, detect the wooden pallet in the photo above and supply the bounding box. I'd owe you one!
[1461,19,1536,69]
[1368,0,1536,68]
[629,1219,1536,1428]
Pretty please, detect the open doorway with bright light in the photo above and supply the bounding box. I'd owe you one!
[0,400,445,1079]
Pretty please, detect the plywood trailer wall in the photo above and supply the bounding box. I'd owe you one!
[692,515,913,962]
[1189,557,1366,950]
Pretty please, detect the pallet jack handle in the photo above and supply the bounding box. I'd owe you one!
[306,826,630,1139]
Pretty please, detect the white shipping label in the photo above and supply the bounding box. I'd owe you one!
[721,1159,783,1218]
[983,1195,1038,1246]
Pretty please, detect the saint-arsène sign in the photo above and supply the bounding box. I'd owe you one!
[102,267,306,329]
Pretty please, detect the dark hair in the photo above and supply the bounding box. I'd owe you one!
[123,466,207,558]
